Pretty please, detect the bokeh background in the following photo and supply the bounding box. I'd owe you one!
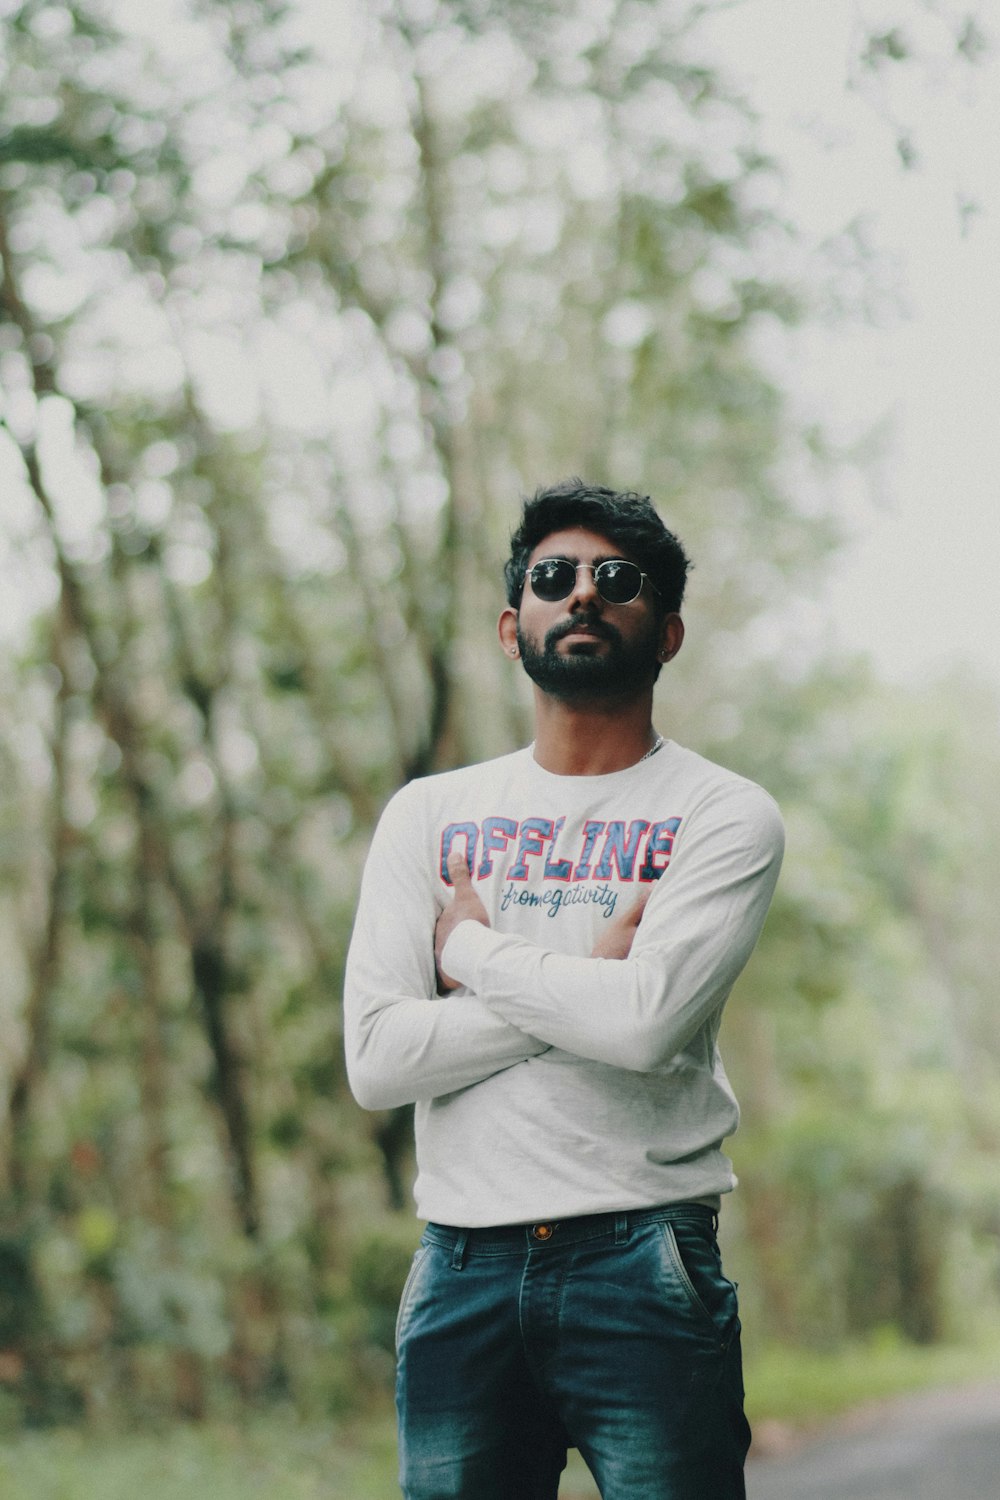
[1,0,999,1485]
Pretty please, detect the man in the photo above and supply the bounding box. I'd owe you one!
[344,481,784,1500]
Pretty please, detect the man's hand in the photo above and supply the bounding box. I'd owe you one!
[591,888,651,960]
[435,850,491,992]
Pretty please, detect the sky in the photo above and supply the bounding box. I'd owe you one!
[697,0,1000,691]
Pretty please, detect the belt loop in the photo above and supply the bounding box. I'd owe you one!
[614,1212,629,1245]
[451,1229,469,1271]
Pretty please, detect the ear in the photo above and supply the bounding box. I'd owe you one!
[498,607,520,658]
[658,613,684,665]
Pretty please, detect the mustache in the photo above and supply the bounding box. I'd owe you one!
[545,613,621,649]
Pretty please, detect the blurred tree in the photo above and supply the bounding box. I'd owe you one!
[722,664,1000,1347]
[0,0,996,1421]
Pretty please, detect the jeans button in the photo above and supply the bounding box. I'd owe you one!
[531,1222,555,1241]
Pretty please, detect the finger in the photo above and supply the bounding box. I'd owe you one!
[447,848,473,889]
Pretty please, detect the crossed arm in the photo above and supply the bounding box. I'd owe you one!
[345,820,648,1111]
[434,847,649,988]
[436,792,783,1073]
[344,781,783,1110]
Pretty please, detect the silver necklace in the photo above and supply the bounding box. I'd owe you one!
[639,734,664,763]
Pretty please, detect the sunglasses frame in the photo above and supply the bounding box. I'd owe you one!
[524,557,661,605]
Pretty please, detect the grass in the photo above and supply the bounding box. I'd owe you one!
[0,1412,401,1500]
[1,1336,999,1498]
[744,1330,1000,1429]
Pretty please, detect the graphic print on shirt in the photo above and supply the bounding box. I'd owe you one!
[439,813,683,919]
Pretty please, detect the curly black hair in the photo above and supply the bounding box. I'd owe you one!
[503,480,691,614]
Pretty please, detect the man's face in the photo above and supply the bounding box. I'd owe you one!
[515,527,664,703]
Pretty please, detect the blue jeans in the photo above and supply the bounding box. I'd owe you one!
[395,1203,750,1499]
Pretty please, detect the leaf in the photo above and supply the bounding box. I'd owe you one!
[862,28,910,68]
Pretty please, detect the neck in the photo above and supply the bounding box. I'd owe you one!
[531,689,660,776]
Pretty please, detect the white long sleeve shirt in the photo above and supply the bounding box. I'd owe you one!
[344,742,783,1225]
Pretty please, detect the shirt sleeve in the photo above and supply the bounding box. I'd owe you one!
[343,782,548,1110]
[440,782,784,1073]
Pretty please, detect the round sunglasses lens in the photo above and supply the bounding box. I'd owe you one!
[595,561,641,602]
[530,560,576,599]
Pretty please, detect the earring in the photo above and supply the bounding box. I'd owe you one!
[510,647,518,656]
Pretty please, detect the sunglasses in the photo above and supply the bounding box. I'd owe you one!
[525,557,660,605]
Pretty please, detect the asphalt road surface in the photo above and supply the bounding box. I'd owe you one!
[747,1383,1000,1500]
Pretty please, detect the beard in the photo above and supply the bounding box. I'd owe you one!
[516,611,661,703]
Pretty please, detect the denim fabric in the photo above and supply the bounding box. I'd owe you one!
[395,1203,750,1500]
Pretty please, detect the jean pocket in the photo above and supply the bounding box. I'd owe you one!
[394,1244,432,1351]
[657,1221,739,1347]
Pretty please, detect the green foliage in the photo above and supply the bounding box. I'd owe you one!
[0,1239,41,1344]
[348,1224,421,1354]
[723,668,1000,1348]
[0,0,998,1431]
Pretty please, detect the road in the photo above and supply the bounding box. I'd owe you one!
[747,1382,1000,1500]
